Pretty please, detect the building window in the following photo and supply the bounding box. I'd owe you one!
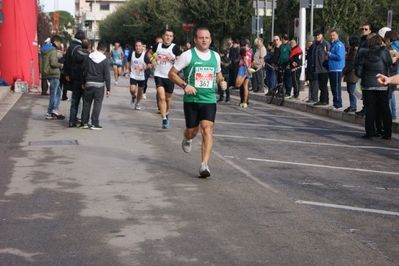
[100,3,110,10]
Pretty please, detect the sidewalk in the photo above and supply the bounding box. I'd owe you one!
[230,82,399,133]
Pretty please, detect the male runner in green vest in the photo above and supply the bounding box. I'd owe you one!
[168,27,227,178]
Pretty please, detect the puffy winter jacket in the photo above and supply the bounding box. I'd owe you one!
[39,44,62,79]
[355,45,392,89]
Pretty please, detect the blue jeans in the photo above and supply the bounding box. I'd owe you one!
[390,92,396,119]
[329,71,342,108]
[346,82,357,109]
[266,69,275,90]
[47,78,61,114]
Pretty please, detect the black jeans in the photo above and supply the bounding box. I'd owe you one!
[317,73,329,103]
[363,90,392,137]
[82,86,105,126]
[69,81,83,125]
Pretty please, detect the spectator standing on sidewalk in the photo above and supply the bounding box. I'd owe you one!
[228,40,240,90]
[277,34,292,97]
[64,31,85,100]
[80,40,111,130]
[264,41,276,91]
[305,35,318,103]
[356,22,375,116]
[326,30,345,109]
[312,30,330,106]
[218,49,231,102]
[251,38,267,93]
[40,35,65,120]
[355,35,392,140]
[288,39,303,99]
[342,36,359,113]
[68,38,91,127]
[385,30,399,120]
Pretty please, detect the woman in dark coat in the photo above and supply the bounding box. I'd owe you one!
[355,35,393,140]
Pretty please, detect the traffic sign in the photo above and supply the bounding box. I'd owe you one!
[182,23,194,32]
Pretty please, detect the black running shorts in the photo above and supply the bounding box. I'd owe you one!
[130,78,145,87]
[154,76,175,94]
[183,102,217,128]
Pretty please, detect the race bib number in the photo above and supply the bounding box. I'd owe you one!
[195,67,214,89]
[133,65,144,76]
[157,55,169,65]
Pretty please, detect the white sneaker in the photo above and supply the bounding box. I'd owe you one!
[181,134,192,153]
[115,80,118,85]
[198,162,210,178]
[135,104,141,110]
[142,93,146,100]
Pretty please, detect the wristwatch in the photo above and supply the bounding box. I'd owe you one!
[181,82,187,89]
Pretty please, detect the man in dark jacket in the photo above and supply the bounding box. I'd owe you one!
[80,40,111,130]
[311,30,330,106]
[289,40,303,98]
[63,31,85,100]
[39,35,65,120]
[68,38,90,127]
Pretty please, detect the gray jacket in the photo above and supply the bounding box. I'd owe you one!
[311,39,330,74]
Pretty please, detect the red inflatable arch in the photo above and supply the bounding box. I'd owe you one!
[0,0,39,87]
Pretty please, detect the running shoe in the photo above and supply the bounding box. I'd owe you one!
[181,134,192,153]
[131,96,136,106]
[91,125,103,130]
[45,113,55,120]
[51,110,65,120]
[247,67,256,74]
[239,103,248,108]
[162,118,169,129]
[198,162,211,178]
[135,104,141,110]
[115,80,118,85]
[142,93,147,100]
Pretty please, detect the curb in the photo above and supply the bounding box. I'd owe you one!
[0,86,11,101]
[230,88,399,134]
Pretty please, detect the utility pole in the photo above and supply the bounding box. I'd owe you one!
[53,0,59,35]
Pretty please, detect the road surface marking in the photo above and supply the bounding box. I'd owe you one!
[247,158,399,176]
[296,200,399,216]
[214,134,399,151]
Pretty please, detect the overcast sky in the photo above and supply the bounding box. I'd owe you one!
[40,0,75,16]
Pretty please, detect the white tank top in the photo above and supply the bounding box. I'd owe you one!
[154,43,176,78]
[130,52,146,81]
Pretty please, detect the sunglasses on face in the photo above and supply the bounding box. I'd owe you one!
[362,28,370,31]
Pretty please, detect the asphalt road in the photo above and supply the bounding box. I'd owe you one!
[0,75,398,265]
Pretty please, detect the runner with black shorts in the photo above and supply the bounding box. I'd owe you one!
[168,27,227,178]
[147,29,182,128]
[128,40,151,110]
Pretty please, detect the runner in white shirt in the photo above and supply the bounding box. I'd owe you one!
[128,40,151,110]
[147,29,182,129]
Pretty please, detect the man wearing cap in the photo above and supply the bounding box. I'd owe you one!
[311,30,330,106]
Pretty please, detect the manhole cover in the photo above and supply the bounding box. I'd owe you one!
[29,140,79,146]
